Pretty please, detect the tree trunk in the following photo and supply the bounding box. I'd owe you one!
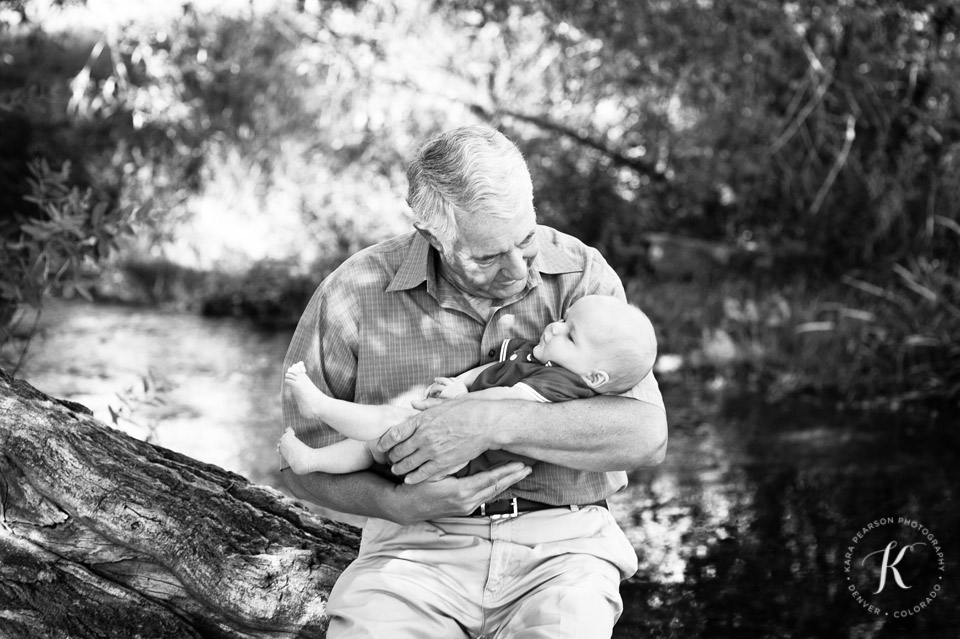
[0,368,359,638]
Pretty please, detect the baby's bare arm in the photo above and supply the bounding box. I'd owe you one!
[426,361,498,399]
[460,385,541,401]
[451,361,497,388]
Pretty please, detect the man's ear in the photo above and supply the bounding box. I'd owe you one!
[581,370,610,390]
[414,223,444,252]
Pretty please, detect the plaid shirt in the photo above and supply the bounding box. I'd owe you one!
[280,225,664,505]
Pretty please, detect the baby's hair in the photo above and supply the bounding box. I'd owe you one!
[591,298,658,393]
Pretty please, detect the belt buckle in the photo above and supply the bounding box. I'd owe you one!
[483,497,519,520]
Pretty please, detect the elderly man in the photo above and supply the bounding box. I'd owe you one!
[280,124,667,638]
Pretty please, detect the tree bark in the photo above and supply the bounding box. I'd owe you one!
[0,368,359,638]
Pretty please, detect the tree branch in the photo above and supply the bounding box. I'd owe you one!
[0,367,359,638]
[471,104,667,182]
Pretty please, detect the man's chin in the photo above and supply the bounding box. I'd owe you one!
[471,278,527,300]
[493,280,526,299]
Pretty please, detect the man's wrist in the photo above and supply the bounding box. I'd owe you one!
[477,398,527,451]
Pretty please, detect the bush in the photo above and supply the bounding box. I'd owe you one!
[0,158,145,367]
[199,256,345,329]
[838,216,960,410]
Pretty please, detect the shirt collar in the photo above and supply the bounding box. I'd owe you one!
[385,232,432,293]
[385,226,584,294]
[531,227,584,276]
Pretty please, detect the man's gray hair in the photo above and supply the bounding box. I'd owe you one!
[406,125,532,251]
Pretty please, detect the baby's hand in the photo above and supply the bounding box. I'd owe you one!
[425,377,468,399]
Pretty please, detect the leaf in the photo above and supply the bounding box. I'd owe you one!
[91,201,109,225]
[136,198,155,217]
[903,334,940,348]
[841,275,911,310]
[892,264,937,303]
[75,283,95,302]
[838,307,875,322]
[794,321,835,334]
[935,215,960,237]
[20,224,53,240]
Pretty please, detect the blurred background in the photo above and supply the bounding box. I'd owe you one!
[1,0,958,637]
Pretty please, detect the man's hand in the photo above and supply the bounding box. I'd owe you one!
[377,398,497,484]
[386,461,532,524]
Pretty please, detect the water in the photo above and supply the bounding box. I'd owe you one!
[613,396,959,638]
[5,301,958,638]
[4,300,291,490]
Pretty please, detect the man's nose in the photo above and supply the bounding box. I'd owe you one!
[501,248,527,279]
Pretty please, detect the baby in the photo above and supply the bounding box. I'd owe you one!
[279,294,657,479]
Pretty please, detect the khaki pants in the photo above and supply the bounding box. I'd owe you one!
[326,504,638,639]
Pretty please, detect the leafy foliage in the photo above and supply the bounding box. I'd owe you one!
[840,216,960,407]
[0,160,144,367]
[1,0,958,409]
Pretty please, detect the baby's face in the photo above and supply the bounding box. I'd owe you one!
[532,297,614,376]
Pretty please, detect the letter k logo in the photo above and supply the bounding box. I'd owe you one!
[863,541,926,594]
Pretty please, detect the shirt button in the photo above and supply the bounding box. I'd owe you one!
[488,349,496,357]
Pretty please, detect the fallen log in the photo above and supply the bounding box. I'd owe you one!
[0,367,359,638]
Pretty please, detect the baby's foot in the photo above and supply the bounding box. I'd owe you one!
[284,361,330,420]
[278,427,316,475]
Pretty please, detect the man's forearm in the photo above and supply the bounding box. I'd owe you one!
[487,395,667,471]
[282,460,537,525]
[282,468,398,520]
[383,394,668,482]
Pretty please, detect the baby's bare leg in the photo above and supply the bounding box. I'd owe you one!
[285,362,418,440]
[279,428,374,475]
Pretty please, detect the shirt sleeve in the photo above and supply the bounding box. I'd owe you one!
[584,247,628,301]
[618,371,665,410]
[280,269,360,463]
[514,368,597,403]
[581,248,665,410]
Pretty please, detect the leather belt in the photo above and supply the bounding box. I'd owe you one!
[468,497,607,520]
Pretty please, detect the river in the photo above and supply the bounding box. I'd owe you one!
[5,300,958,638]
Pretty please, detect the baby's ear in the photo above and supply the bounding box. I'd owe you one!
[581,370,610,389]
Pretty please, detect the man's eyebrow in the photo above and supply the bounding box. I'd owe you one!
[475,231,537,261]
[519,230,536,245]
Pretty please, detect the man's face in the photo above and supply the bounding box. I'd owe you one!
[439,199,539,300]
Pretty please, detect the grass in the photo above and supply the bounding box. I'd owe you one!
[627,269,958,416]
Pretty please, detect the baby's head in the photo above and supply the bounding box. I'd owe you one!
[532,295,657,394]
